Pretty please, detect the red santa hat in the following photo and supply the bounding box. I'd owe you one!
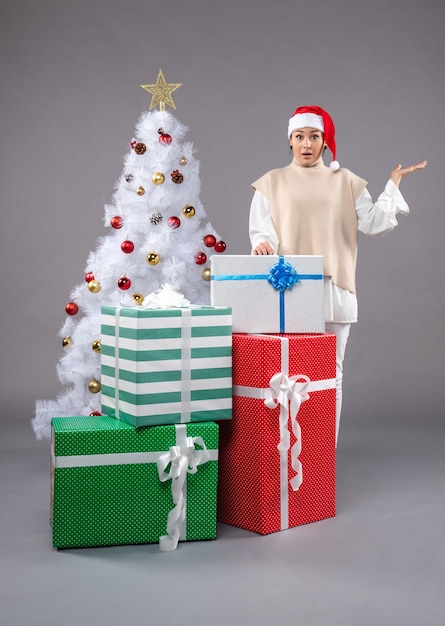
[288,105,339,171]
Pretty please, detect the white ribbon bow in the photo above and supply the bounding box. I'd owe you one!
[142,283,191,309]
[264,373,310,491]
[157,436,210,551]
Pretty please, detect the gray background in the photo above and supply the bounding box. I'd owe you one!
[1,1,444,625]
[1,0,444,425]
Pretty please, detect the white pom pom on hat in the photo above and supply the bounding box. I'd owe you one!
[288,105,340,170]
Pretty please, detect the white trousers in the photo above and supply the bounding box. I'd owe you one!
[325,322,351,445]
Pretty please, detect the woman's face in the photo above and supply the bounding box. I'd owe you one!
[289,127,325,167]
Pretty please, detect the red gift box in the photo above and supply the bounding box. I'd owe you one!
[217,333,336,535]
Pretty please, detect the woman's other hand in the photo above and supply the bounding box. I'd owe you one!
[390,160,427,187]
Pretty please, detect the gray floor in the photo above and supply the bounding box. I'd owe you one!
[1,409,444,626]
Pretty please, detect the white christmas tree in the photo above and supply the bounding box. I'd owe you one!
[33,69,227,439]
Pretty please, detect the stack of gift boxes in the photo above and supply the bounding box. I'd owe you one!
[212,255,337,535]
[51,255,336,551]
[51,302,232,552]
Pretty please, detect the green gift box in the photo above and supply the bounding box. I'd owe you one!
[51,415,219,550]
[101,305,232,427]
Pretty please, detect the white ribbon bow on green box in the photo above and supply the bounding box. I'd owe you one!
[157,424,211,551]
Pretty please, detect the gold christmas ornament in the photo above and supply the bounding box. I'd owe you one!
[88,379,101,394]
[62,336,73,348]
[137,186,146,196]
[87,280,102,293]
[180,156,188,166]
[132,293,144,305]
[202,268,211,281]
[182,204,196,218]
[152,172,165,185]
[92,339,102,353]
[147,252,160,265]
[140,68,182,111]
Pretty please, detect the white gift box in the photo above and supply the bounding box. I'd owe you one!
[210,255,324,334]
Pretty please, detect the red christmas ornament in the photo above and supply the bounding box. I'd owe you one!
[110,216,123,229]
[214,240,226,253]
[203,234,216,248]
[167,216,181,229]
[159,133,172,145]
[194,252,207,265]
[118,276,131,290]
[121,240,135,254]
[89,411,102,417]
[65,302,79,316]
[85,271,95,283]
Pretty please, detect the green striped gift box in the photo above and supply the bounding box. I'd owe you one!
[101,305,232,428]
[51,415,219,549]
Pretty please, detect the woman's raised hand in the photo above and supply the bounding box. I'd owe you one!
[390,161,427,187]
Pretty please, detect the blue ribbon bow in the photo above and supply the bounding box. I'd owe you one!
[267,259,300,292]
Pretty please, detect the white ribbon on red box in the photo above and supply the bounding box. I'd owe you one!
[233,334,336,530]
[264,371,310,494]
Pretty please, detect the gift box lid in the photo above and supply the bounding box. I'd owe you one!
[101,304,232,319]
[51,415,219,457]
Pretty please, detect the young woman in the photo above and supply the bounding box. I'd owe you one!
[249,105,427,443]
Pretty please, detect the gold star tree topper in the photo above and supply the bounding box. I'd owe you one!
[140,69,182,111]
